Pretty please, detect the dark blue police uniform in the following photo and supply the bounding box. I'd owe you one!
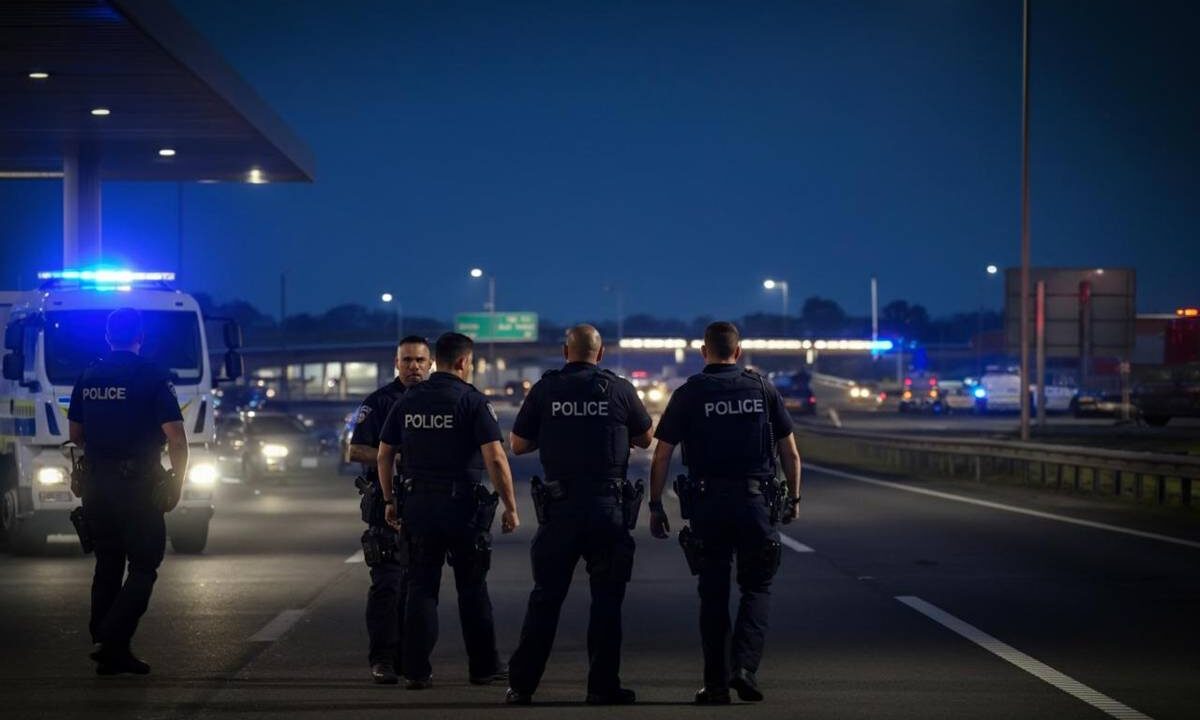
[654,364,792,692]
[378,371,505,683]
[67,351,182,649]
[507,362,652,698]
[350,378,409,672]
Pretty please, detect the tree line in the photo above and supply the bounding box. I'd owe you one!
[194,293,1002,348]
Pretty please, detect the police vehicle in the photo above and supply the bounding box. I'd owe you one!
[1,269,243,554]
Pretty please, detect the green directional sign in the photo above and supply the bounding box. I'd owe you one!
[455,312,538,342]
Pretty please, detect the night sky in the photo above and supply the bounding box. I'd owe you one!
[1,0,1196,323]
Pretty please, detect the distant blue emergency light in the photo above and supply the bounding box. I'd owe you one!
[37,269,176,283]
[973,387,987,399]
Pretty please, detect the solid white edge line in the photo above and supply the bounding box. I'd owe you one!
[896,596,1152,720]
[249,609,306,643]
[344,549,364,564]
[808,462,1200,551]
[779,534,814,553]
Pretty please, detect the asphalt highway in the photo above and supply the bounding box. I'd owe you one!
[2,422,1198,719]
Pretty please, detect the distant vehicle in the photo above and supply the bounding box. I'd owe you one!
[1070,388,1126,418]
[503,379,532,406]
[217,411,324,485]
[975,371,1074,414]
[1133,363,1200,427]
[772,371,817,416]
[629,371,670,412]
[937,381,979,414]
[898,374,941,413]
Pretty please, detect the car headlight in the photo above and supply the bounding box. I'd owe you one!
[261,443,289,459]
[188,462,219,488]
[648,388,665,403]
[37,466,67,486]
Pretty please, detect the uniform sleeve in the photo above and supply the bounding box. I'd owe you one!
[153,376,184,425]
[621,381,653,436]
[349,394,383,447]
[67,378,84,423]
[653,385,688,445]
[378,401,405,447]
[767,382,794,438]
[510,382,541,440]
[470,394,504,446]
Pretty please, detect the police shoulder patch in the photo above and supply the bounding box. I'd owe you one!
[166,381,177,399]
[355,405,372,424]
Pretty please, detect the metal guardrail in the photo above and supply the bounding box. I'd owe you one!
[796,425,1198,508]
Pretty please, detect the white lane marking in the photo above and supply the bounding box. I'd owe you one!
[249,609,306,643]
[344,549,364,564]
[779,534,814,553]
[808,463,1200,551]
[897,596,1152,720]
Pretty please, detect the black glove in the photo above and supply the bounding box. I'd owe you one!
[649,500,670,539]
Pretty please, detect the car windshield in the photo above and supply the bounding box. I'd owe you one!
[44,310,204,386]
[247,416,308,435]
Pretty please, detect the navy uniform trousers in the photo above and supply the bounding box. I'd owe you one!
[692,482,779,689]
[402,489,501,681]
[508,488,635,696]
[84,475,166,648]
[366,528,408,670]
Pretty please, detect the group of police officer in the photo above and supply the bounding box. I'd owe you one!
[70,308,802,706]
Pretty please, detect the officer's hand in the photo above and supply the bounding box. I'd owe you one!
[649,501,670,539]
[385,502,399,530]
[501,509,519,534]
[782,499,800,525]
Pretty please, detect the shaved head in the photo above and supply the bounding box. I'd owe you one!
[564,324,603,363]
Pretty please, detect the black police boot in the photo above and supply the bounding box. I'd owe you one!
[470,663,509,685]
[504,688,533,705]
[405,676,433,690]
[370,663,399,685]
[585,688,637,705]
[730,668,764,702]
[694,687,732,705]
[93,645,151,676]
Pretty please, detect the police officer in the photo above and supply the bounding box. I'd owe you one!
[67,308,189,675]
[648,321,802,704]
[347,335,433,684]
[377,332,519,689]
[505,324,652,706]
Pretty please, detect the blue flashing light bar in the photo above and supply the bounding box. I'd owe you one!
[973,387,988,399]
[38,269,176,283]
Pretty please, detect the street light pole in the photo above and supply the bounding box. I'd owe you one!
[1018,0,1033,441]
[763,279,789,336]
[470,268,498,389]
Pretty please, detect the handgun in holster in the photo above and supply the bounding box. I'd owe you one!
[69,450,90,500]
[469,483,500,533]
[678,525,705,575]
[621,478,645,530]
[150,467,176,512]
[673,474,699,520]
[530,475,565,524]
[764,476,787,525]
[69,506,93,554]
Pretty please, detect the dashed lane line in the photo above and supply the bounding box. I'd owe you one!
[897,596,1153,720]
[248,609,306,643]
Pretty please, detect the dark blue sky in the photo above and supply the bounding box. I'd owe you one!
[2,0,1196,323]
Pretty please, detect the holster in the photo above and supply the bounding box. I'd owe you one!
[678,525,705,576]
[361,526,406,567]
[468,483,500,533]
[530,475,560,524]
[765,476,787,525]
[673,474,699,520]
[150,466,175,513]
[69,453,90,499]
[621,478,645,530]
[69,506,93,554]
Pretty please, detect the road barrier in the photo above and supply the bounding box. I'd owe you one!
[796,426,1198,509]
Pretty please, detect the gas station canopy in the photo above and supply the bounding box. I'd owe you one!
[0,0,314,183]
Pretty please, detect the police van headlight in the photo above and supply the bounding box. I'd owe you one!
[647,388,665,403]
[188,462,219,488]
[37,467,67,486]
[261,443,289,459]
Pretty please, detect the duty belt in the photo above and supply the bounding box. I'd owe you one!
[546,477,625,496]
[406,479,478,497]
[695,476,773,495]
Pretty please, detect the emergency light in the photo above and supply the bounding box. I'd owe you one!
[37,269,176,283]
